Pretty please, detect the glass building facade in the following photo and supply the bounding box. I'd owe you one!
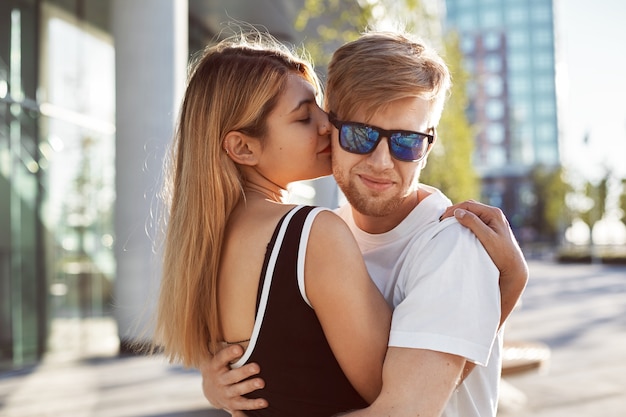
[1,0,45,369]
[444,0,560,228]
[0,0,323,371]
[0,0,115,370]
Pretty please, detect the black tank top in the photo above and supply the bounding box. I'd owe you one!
[234,205,367,416]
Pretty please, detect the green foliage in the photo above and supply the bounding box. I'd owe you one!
[528,165,572,241]
[579,175,609,228]
[420,32,478,202]
[294,0,373,67]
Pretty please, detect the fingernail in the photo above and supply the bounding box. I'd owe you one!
[454,208,466,218]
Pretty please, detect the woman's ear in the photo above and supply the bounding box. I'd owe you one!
[223,131,261,166]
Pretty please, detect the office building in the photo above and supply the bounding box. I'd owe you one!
[444,0,560,227]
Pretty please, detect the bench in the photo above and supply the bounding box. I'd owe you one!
[502,340,551,376]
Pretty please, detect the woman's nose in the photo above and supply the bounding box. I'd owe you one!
[319,113,331,135]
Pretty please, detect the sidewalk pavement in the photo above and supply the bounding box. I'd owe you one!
[1,259,625,417]
[0,318,226,417]
[498,259,626,417]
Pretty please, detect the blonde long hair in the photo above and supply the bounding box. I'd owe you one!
[155,33,321,367]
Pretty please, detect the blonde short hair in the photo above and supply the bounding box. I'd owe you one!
[325,31,450,127]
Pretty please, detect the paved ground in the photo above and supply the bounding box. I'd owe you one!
[498,260,626,417]
[1,259,625,416]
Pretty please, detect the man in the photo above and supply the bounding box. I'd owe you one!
[202,31,528,416]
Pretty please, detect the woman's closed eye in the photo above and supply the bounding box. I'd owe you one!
[298,114,312,124]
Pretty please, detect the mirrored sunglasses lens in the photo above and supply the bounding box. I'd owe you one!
[341,125,378,154]
[390,133,428,161]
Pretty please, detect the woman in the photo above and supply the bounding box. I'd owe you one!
[154,33,391,417]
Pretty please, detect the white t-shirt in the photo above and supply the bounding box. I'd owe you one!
[336,185,503,417]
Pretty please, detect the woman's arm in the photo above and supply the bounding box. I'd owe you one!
[305,210,391,403]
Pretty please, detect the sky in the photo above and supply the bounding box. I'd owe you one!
[556,0,626,242]
[557,0,626,181]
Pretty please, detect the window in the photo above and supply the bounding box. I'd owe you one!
[509,77,530,96]
[532,29,553,47]
[459,13,478,31]
[536,142,558,165]
[485,54,502,72]
[485,99,505,120]
[461,35,475,54]
[506,6,528,24]
[508,52,530,71]
[485,75,503,96]
[508,30,529,48]
[486,123,505,144]
[481,10,502,29]
[483,31,501,50]
[536,122,556,142]
[487,146,507,166]
[534,101,556,118]
[531,4,552,22]
[535,76,555,94]
[512,102,530,121]
[533,52,554,69]
[41,3,116,327]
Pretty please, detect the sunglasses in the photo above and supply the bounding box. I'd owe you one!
[328,112,435,162]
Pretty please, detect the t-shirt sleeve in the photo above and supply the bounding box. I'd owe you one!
[388,220,501,366]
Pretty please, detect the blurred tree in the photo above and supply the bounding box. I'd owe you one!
[420,32,478,202]
[294,0,374,67]
[295,0,444,70]
[295,0,479,202]
[579,175,608,230]
[528,165,572,242]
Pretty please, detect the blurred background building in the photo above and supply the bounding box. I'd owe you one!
[444,0,559,228]
[1,0,623,371]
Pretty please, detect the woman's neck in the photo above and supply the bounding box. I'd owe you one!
[244,183,285,203]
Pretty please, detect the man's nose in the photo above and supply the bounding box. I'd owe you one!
[366,137,394,170]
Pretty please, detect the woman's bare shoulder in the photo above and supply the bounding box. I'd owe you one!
[308,208,357,245]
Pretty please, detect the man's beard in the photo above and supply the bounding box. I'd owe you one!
[333,166,405,218]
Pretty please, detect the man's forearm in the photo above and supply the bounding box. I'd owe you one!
[339,347,464,417]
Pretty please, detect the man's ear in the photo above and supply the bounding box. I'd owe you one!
[427,127,439,153]
[419,128,437,169]
[222,131,261,166]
